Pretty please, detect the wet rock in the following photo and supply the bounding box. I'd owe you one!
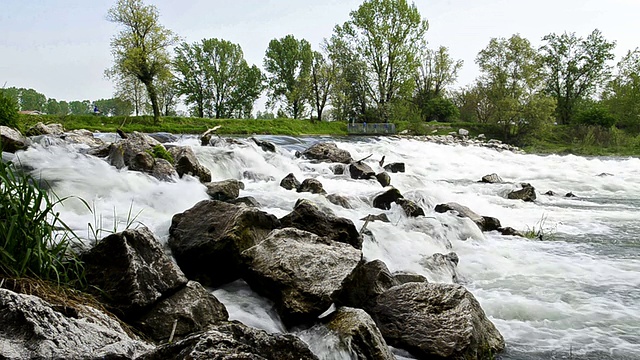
[0,126,28,153]
[326,193,352,209]
[435,202,499,232]
[241,228,362,327]
[498,227,524,237]
[392,271,428,285]
[130,151,155,172]
[360,213,390,223]
[507,183,537,202]
[228,196,261,207]
[420,252,460,283]
[480,173,503,184]
[280,199,362,249]
[280,173,301,190]
[200,127,221,146]
[370,282,505,359]
[349,161,376,180]
[458,128,470,137]
[331,164,346,175]
[251,137,276,152]
[106,132,178,180]
[383,162,405,173]
[482,216,502,232]
[139,322,318,360]
[544,190,555,196]
[169,200,280,286]
[297,178,326,194]
[375,171,391,187]
[150,158,178,182]
[597,172,613,177]
[82,227,188,319]
[25,122,64,136]
[324,307,395,360]
[0,289,152,360]
[148,132,177,143]
[205,179,245,201]
[63,129,104,147]
[336,259,399,312]
[168,146,212,183]
[300,142,353,164]
[373,187,404,210]
[565,192,577,198]
[396,198,425,217]
[134,281,228,342]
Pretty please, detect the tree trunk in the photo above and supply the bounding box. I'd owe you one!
[144,80,161,125]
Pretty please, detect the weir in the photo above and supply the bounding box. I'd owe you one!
[347,122,396,135]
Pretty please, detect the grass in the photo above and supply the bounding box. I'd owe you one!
[522,214,557,241]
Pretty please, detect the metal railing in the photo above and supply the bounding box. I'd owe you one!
[347,123,396,135]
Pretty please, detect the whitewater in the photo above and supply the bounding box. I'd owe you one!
[12,134,640,359]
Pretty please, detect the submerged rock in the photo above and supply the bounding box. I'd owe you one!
[507,183,537,202]
[383,162,405,173]
[373,186,404,210]
[420,252,460,283]
[168,146,211,183]
[251,137,276,152]
[396,198,425,217]
[349,161,376,180]
[326,193,352,209]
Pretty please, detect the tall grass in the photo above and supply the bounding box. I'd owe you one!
[0,160,85,287]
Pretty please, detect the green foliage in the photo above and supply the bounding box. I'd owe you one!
[420,97,459,122]
[0,90,19,127]
[602,48,640,133]
[522,214,556,241]
[575,104,617,127]
[310,51,335,121]
[415,46,463,108]
[94,97,133,116]
[146,144,174,164]
[0,161,85,287]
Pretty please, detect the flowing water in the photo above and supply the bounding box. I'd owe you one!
[12,134,640,359]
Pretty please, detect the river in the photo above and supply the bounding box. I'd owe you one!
[13,134,640,359]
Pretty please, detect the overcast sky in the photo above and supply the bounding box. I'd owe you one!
[2,0,639,106]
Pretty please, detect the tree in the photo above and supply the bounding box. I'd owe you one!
[45,98,61,115]
[0,90,19,128]
[264,34,313,119]
[334,0,429,120]
[310,51,335,121]
[602,48,640,131]
[107,0,178,124]
[68,100,91,115]
[414,46,463,121]
[94,98,133,116]
[173,42,208,118]
[540,29,616,124]
[19,88,46,112]
[107,70,149,116]
[476,34,555,140]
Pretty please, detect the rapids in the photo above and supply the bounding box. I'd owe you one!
[12,134,640,359]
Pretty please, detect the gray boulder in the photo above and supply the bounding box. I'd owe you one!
[349,161,376,180]
[107,132,178,180]
[205,179,245,201]
[375,172,391,187]
[82,227,187,319]
[168,146,212,183]
[280,173,301,190]
[139,322,318,360]
[326,193,352,209]
[507,183,537,202]
[297,178,326,194]
[25,122,64,136]
[392,271,428,285]
[300,142,353,164]
[135,281,228,342]
[148,132,177,143]
[241,228,362,327]
[0,289,152,360]
[370,282,505,359]
[336,259,399,311]
[383,162,405,173]
[62,129,104,148]
[279,199,362,249]
[480,173,503,184]
[169,200,280,286]
[435,202,500,232]
[324,307,395,360]
[396,198,425,217]
[0,126,28,153]
[373,187,404,210]
[151,158,178,182]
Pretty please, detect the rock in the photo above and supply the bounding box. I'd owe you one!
[0,126,28,153]
[396,198,425,217]
[0,289,152,360]
[130,151,155,172]
[107,131,160,169]
[480,173,503,184]
[373,186,404,210]
[477,133,486,140]
[25,122,64,136]
[200,126,221,146]
[151,158,178,182]
[375,171,391,187]
[498,227,524,237]
[420,252,460,283]
[168,200,280,286]
[63,129,104,148]
[243,170,276,182]
[361,213,390,223]
[135,281,228,342]
[458,128,470,137]
[565,192,577,198]
[326,193,352,209]
[168,146,212,183]
[331,164,346,175]
[205,179,245,201]
[139,322,318,360]
[297,178,326,194]
[435,202,495,231]
[336,259,399,311]
[482,216,502,232]
[349,161,376,180]
[241,228,362,327]
[383,162,405,173]
[597,172,613,177]
[544,190,555,196]
[279,199,362,249]
[507,183,537,202]
[228,196,261,207]
[392,271,428,285]
[324,307,395,360]
[81,227,188,319]
[370,282,505,359]
[300,142,353,164]
[280,173,301,190]
[148,132,177,143]
[251,137,276,152]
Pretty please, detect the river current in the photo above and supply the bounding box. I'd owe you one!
[13,134,640,359]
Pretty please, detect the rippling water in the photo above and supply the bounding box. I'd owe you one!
[13,134,640,359]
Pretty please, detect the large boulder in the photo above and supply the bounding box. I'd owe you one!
[0,289,152,360]
[280,173,301,190]
[279,199,362,249]
[107,132,178,180]
[383,162,405,173]
[297,178,326,194]
[25,122,64,136]
[324,307,395,360]
[151,158,178,182]
[0,126,28,153]
[375,172,391,187]
[205,179,245,201]
[349,161,376,180]
[373,187,404,210]
[300,142,353,164]
[435,202,498,232]
[370,282,505,359]
[507,183,537,202]
[134,281,229,342]
[139,322,318,360]
[169,200,280,286]
[168,146,212,183]
[62,129,104,148]
[241,228,362,327]
[81,227,187,319]
[336,259,399,311]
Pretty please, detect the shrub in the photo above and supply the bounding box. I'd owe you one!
[0,90,19,128]
[574,105,617,128]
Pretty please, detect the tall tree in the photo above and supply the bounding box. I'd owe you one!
[602,48,640,131]
[540,29,616,124]
[414,46,463,121]
[107,0,178,124]
[19,88,47,112]
[173,42,208,117]
[264,34,313,119]
[68,100,91,115]
[334,0,429,120]
[310,51,335,121]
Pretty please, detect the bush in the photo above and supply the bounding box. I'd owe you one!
[0,161,85,287]
[574,105,617,128]
[0,90,19,128]
[422,97,459,122]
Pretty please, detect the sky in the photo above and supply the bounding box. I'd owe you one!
[1,0,639,107]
